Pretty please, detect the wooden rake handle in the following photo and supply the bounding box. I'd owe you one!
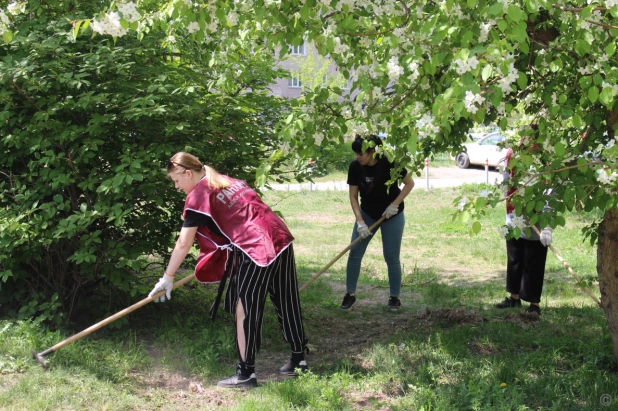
[299,216,386,293]
[531,225,601,308]
[40,273,197,356]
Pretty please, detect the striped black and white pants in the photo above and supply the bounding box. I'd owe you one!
[223,245,307,367]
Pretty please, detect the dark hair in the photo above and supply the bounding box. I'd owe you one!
[351,134,383,154]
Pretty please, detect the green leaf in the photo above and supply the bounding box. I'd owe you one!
[607,42,617,57]
[471,220,481,234]
[73,20,83,41]
[581,5,594,19]
[516,72,527,89]
[588,86,599,103]
[554,142,565,157]
[475,197,486,210]
[549,59,562,72]
[573,113,583,128]
[600,87,614,107]
[407,135,418,154]
[507,4,523,22]
[2,30,13,44]
[575,39,590,56]
[481,65,493,81]
[526,201,535,213]
[488,2,504,16]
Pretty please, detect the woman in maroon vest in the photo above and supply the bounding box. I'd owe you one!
[149,152,308,388]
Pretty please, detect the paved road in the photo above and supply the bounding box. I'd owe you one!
[267,166,504,191]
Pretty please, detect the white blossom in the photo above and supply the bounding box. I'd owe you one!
[187,21,200,34]
[415,113,440,139]
[597,169,618,185]
[341,106,353,119]
[454,56,479,75]
[479,20,496,43]
[7,1,26,15]
[511,215,527,230]
[458,196,469,211]
[184,0,193,6]
[464,91,485,114]
[117,2,140,23]
[371,86,384,99]
[498,226,509,238]
[496,62,519,95]
[408,61,420,82]
[166,35,177,44]
[0,10,9,35]
[314,132,324,146]
[387,56,404,81]
[91,12,129,37]
[227,12,239,26]
[607,0,618,6]
[333,37,349,55]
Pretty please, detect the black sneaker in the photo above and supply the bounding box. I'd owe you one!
[525,304,541,315]
[217,367,258,388]
[279,360,308,377]
[387,296,401,311]
[495,296,522,309]
[340,292,356,310]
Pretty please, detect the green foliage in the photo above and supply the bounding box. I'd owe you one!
[0,1,291,323]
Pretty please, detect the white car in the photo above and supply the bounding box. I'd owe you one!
[455,133,509,169]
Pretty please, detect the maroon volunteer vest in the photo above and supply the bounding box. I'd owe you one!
[184,177,294,283]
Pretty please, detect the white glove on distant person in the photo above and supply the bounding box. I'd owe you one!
[149,273,174,302]
[382,203,399,219]
[357,221,372,239]
[540,226,553,247]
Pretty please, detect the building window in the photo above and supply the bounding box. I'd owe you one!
[288,77,302,88]
[290,42,306,55]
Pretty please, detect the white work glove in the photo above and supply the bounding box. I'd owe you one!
[149,273,174,302]
[357,221,372,239]
[540,226,553,247]
[382,203,399,219]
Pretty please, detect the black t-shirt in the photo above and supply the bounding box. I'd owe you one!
[347,158,407,220]
[183,209,225,237]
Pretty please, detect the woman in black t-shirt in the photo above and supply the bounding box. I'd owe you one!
[340,135,415,311]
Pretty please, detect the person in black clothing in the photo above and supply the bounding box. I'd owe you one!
[340,134,415,311]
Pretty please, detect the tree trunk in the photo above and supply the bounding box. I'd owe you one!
[598,208,618,366]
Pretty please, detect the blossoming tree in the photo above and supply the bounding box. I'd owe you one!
[2,0,618,359]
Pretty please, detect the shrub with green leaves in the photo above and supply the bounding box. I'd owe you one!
[0,1,290,323]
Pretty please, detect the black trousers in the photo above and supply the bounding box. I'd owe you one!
[506,238,548,303]
[223,245,307,367]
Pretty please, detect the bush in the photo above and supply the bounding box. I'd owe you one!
[0,1,290,324]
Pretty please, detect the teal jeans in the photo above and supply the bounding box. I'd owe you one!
[346,209,404,297]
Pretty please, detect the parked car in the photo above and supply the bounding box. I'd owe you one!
[455,133,509,169]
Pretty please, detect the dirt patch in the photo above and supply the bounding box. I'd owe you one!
[410,308,488,326]
[0,374,18,393]
[503,312,541,327]
[128,368,244,410]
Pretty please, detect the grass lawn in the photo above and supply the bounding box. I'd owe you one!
[1,185,616,410]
